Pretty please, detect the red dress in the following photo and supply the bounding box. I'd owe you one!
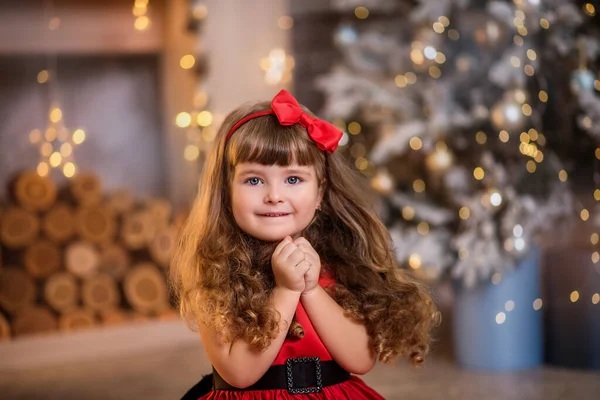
[199,275,384,400]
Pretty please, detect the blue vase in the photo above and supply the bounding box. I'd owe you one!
[452,247,543,371]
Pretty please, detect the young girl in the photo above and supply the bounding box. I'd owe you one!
[171,90,438,399]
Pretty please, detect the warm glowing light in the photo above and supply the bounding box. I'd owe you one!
[29,129,42,144]
[63,162,76,178]
[402,206,415,220]
[41,142,53,157]
[355,157,368,170]
[473,167,484,180]
[135,16,151,31]
[197,111,213,127]
[73,129,86,144]
[180,55,195,69]
[354,6,369,19]
[584,3,596,16]
[533,298,543,310]
[193,4,208,20]
[413,179,426,193]
[176,112,192,128]
[60,143,73,157]
[570,291,580,302]
[184,145,200,161]
[476,131,487,144]
[50,108,62,123]
[558,170,568,182]
[45,128,57,142]
[408,254,421,269]
[49,152,62,167]
[37,162,49,177]
[459,207,470,220]
[409,137,423,150]
[348,122,361,135]
[395,75,408,88]
[581,209,590,221]
[417,222,429,235]
[37,70,49,84]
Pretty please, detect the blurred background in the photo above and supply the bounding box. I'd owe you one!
[0,0,599,399]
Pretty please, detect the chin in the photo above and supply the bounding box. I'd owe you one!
[246,228,302,243]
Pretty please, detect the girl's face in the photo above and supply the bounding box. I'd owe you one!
[230,162,323,242]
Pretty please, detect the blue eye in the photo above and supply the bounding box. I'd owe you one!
[287,176,302,184]
[246,177,261,185]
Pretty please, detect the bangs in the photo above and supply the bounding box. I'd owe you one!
[226,114,323,167]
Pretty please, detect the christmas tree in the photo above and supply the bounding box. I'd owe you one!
[318,0,600,287]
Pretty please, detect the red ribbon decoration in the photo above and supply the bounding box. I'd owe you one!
[226,90,343,154]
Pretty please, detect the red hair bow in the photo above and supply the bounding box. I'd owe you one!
[226,90,343,154]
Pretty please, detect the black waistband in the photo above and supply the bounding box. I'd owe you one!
[213,357,350,394]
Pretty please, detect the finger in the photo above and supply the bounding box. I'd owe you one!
[288,248,306,266]
[273,236,293,257]
[279,242,299,261]
[295,242,318,263]
[296,259,311,273]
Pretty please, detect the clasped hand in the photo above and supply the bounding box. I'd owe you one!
[271,236,321,295]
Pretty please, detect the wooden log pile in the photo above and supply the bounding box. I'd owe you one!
[0,170,185,340]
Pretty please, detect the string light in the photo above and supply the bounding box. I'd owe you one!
[133,0,151,31]
[30,1,83,178]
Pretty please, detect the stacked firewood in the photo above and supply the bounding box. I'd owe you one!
[0,171,186,340]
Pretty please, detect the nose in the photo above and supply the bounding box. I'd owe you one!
[264,183,284,204]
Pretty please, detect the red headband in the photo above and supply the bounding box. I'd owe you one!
[225,90,343,154]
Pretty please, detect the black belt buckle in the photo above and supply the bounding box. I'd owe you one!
[285,356,323,394]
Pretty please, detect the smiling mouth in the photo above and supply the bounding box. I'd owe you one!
[258,213,290,217]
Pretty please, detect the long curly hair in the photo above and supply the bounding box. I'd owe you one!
[170,99,440,366]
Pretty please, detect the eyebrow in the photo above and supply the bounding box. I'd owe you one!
[235,167,313,177]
